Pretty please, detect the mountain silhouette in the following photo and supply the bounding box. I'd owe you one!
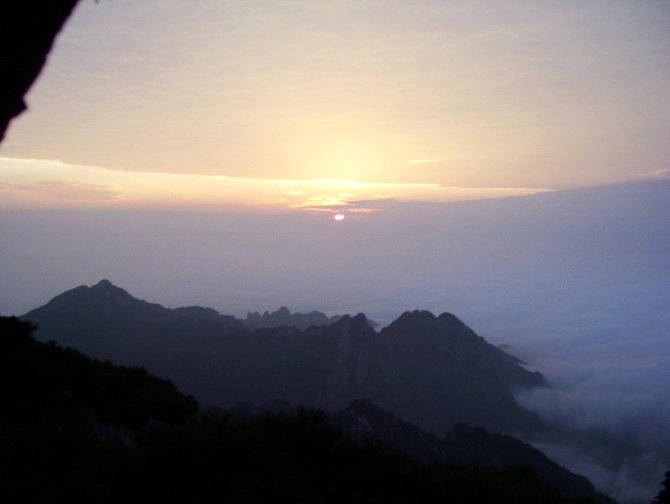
[329,398,615,504]
[3,315,610,503]
[24,279,545,436]
[244,306,341,330]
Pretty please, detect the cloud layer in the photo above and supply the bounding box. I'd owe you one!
[0,157,550,211]
[1,180,668,502]
[3,1,669,188]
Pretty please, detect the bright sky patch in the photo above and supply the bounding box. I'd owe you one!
[0,157,552,211]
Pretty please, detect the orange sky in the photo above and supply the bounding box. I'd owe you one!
[1,0,669,210]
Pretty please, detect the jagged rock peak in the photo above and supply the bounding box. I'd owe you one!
[334,312,373,330]
[33,279,159,317]
[88,279,136,300]
[397,309,437,321]
[90,279,128,293]
[392,310,467,326]
[437,312,467,326]
[45,279,126,302]
[386,310,440,332]
[387,310,474,337]
[244,305,342,330]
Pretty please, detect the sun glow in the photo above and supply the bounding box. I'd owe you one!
[0,157,553,212]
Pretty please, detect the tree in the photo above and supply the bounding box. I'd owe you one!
[653,471,670,504]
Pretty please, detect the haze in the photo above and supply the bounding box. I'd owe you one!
[1,2,669,502]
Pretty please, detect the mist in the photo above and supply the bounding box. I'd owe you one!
[1,179,668,502]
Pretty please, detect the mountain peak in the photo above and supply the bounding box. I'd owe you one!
[389,310,437,328]
[87,279,137,303]
[334,312,372,330]
[23,280,159,327]
[244,306,341,330]
[91,279,130,295]
[388,311,471,337]
[23,281,544,436]
[437,312,465,325]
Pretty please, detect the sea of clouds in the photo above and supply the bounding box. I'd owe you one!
[1,180,668,502]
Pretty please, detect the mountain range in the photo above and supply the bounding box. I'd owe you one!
[244,306,346,330]
[1,315,615,503]
[331,398,613,503]
[24,279,544,437]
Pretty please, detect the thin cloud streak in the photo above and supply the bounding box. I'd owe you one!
[637,168,670,179]
[0,157,552,211]
[4,1,668,189]
[0,180,124,203]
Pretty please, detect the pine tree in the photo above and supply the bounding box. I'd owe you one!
[653,471,670,504]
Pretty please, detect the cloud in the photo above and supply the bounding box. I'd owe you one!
[528,438,668,504]
[0,157,552,211]
[638,168,670,179]
[0,180,124,206]
[509,302,670,504]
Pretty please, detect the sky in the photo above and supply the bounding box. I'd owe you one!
[1,0,669,210]
[1,1,669,502]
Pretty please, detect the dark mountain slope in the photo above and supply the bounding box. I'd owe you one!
[24,279,242,361]
[24,280,545,435]
[1,315,605,504]
[372,310,545,433]
[0,316,198,502]
[330,399,615,504]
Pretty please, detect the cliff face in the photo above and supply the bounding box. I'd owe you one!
[24,280,545,436]
[319,310,545,435]
[0,1,80,143]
